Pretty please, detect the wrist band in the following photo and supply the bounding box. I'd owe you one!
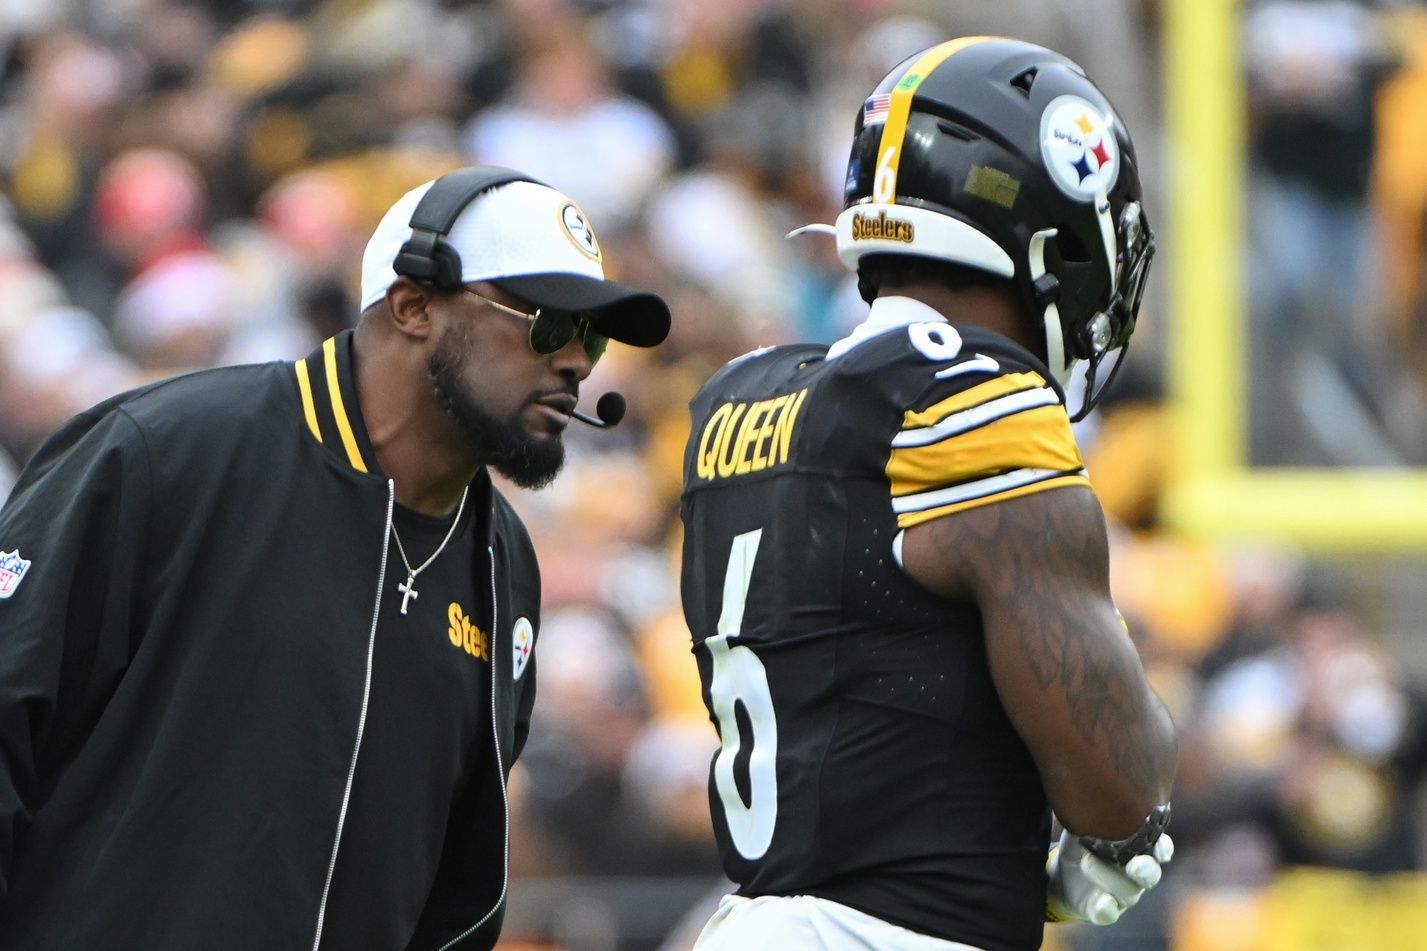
[1078,802,1171,867]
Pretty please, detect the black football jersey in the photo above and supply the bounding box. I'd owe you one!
[680,311,1090,951]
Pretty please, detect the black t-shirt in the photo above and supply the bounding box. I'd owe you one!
[680,314,1076,951]
[320,497,491,950]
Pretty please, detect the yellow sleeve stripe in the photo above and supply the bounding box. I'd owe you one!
[322,336,368,473]
[294,359,322,443]
[904,371,1048,428]
[894,385,1060,450]
[887,402,1085,496]
[894,473,1091,528]
[876,36,993,202]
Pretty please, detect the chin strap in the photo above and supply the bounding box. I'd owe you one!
[1094,184,1118,297]
[1028,228,1069,386]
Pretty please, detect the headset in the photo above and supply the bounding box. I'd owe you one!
[390,165,626,430]
[391,165,545,290]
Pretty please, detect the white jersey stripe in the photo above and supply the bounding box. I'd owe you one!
[891,466,1087,513]
[891,386,1060,448]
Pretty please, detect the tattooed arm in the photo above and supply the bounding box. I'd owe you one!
[899,485,1177,840]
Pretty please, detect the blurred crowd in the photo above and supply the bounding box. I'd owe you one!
[2,1,1426,950]
[1242,0,1427,465]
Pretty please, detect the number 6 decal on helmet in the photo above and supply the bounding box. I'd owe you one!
[873,146,899,204]
[706,529,779,860]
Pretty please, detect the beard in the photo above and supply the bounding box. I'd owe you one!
[426,323,566,489]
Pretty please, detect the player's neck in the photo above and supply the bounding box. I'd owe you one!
[883,282,1038,356]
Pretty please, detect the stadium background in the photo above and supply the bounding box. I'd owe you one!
[3,0,1427,948]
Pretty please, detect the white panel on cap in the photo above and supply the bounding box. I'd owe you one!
[357,179,608,312]
[359,180,434,311]
[450,181,607,285]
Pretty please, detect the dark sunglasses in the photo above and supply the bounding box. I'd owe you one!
[461,289,609,365]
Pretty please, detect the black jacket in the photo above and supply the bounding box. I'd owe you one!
[0,332,539,949]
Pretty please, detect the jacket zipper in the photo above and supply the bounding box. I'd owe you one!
[435,544,509,951]
[310,479,395,950]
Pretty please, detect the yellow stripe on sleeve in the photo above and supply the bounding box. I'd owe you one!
[896,474,1091,528]
[875,36,994,203]
[902,371,1048,429]
[322,337,368,473]
[887,402,1085,497]
[294,358,322,443]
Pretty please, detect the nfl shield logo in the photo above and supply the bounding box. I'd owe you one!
[0,549,31,599]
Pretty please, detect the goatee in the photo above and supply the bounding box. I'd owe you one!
[426,325,566,489]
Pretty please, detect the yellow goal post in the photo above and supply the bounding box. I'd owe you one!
[1161,0,1427,551]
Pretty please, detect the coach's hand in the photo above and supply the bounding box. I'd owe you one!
[1045,828,1174,925]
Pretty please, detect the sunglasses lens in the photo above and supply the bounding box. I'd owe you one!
[583,329,609,365]
[529,312,577,355]
[529,312,609,365]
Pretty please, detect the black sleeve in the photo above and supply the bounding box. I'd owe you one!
[0,408,152,899]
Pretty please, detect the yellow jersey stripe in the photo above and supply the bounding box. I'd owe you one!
[294,358,322,443]
[322,337,368,473]
[895,474,1090,528]
[887,402,1084,497]
[894,386,1061,449]
[901,371,1049,431]
[875,36,992,202]
[893,467,1087,514]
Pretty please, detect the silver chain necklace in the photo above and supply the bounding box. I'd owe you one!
[390,485,469,615]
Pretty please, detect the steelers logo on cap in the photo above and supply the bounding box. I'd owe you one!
[560,202,602,262]
[1040,95,1120,203]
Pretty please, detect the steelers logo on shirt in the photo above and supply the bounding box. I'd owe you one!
[512,616,534,680]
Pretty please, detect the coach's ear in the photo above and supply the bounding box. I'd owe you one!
[386,277,436,342]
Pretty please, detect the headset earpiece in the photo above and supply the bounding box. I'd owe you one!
[391,166,546,290]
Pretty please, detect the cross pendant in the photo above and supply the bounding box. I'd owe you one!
[398,573,418,614]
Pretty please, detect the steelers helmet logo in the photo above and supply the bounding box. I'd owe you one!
[1040,95,1120,203]
[560,202,602,262]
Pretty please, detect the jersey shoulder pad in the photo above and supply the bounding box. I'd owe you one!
[825,320,1045,404]
[694,343,825,406]
[870,324,1090,528]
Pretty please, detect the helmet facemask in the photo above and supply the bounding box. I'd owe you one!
[1051,198,1154,421]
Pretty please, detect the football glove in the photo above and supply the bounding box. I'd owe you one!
[1045,821,1174,925]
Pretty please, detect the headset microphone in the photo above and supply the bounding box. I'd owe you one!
[572,392,626,429]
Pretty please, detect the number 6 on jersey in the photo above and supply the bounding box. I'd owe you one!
[705,529,778,860]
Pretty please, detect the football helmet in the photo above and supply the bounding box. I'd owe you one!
[833,36,1153,419]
